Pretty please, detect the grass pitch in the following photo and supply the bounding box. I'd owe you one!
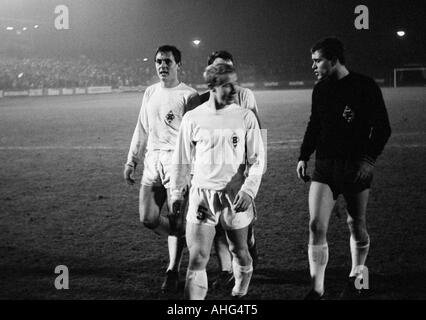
[1,88,425,299]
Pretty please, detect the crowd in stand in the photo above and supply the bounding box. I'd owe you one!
[0,55,155,90]
[0,55,308,91]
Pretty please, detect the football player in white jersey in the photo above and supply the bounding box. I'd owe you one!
[198,51,260,123]
[170,63,265,299]
[197,51,261,290]
[123,45,199,293]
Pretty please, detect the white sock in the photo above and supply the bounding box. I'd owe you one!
[185,269,208,300]
[231,260,253,297]
[167,235,185,272]
[349,235,370,277]
[308,243,329,294]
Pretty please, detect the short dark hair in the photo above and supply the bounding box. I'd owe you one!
[155,45,182,64]
[311,37,345,65]
[203,63,237,89]
[207,50,234,66]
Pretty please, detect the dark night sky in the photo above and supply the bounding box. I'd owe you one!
[1,0,425,69]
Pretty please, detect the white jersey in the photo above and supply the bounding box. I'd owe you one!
[234,86,259,120]
[127,82,197,164]
[171,95,265,200]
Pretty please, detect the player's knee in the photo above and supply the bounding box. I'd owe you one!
[309,218,328,237]
[141,216,160,230]
[353,236,370,247]
[228,243,249,260]
[350,228,369,244]
[189,247,209,269]
[139,205,158,227]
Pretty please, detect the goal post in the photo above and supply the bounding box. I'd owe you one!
[393,67,426,88]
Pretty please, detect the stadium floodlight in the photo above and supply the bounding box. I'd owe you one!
[396,30,405,37]
[192,39,201,47]
[6,26,14,31]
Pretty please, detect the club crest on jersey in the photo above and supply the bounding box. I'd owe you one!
[342,105,355,123]
[231,133,239,148]
[165,110,175,124]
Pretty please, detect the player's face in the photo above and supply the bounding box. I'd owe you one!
[311,50,334,80]
[213,73,237,105]
[212,57,233,66]
[155,51,179,82]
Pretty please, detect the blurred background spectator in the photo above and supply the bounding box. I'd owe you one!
[0,54,305,90]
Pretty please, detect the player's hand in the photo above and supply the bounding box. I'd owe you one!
[354,161,374,183]
[297,160,310,182]
[233,191,252,213]
[123,162,136,185]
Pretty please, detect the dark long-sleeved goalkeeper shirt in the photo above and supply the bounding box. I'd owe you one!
[299,72,391,164]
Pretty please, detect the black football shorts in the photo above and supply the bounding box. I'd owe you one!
[312,159,373,200]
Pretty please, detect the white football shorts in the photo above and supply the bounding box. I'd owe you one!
[186,186,254,230]
[141,150,173,188]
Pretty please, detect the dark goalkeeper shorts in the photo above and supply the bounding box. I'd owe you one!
[312,159,373,200]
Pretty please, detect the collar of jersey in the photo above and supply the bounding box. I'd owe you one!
[206,94,238,113]
[158,81,183,90]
